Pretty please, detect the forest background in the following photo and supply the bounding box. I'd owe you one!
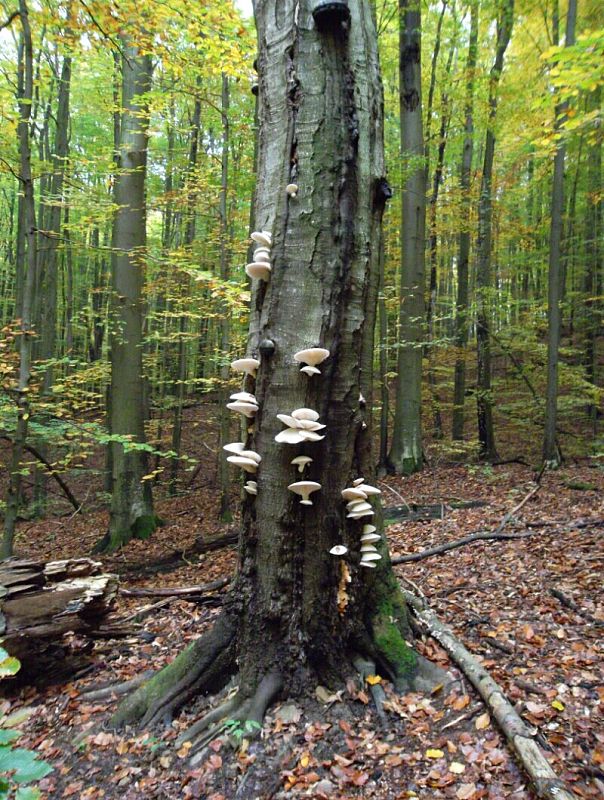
[0,0,601,548]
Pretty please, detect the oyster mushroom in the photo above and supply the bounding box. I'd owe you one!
[346,500,373,514]
[223,442,246,454]
[251,230,272,247]
[294,348,330,375]
[360,544,377,553]
[356,483,381,496]
[229,391,258,405]
[291,408,320,421]
[231,358,260,377]
[362,524,377,534]
[361,552,382,562]
[291,456,313,473]
[286,183,298,197]
[227,455,258,473]
[300,365,321,376]
[341,487,367,502]
[244,481,258,495]
[360,532,381,543]
[245,262,271,281]
[288,480,321,505]
[353,477,365,487]
[360,560,377,569]
[226,401,258,418]
[329,545,348,556]
[254,247,271,263]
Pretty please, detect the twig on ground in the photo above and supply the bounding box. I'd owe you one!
[549,588,604,628]
[120,576,230,598]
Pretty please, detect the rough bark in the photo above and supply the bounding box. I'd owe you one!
[543,0,576,467]
[389,0,426,475]
[475,0,514,461]
[452,0,478,441]
[98,37,157,552]
[114,0,437,733]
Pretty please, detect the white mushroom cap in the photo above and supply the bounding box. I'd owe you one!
[244,481,258,495]
[361,552,382,562]
[347,509,374,519]
[356,484,381,496]
[287,480,321,505]
[286,183,298,197]
[254,248,271,263]
[223,442,246,454]
[239,450,261,463]
[353,478,365,487]
[329,545,348,556]
[300,365,321,377]
[299,430,325,442]
[360,532,381,543]
[291,456,313,473]
[362,524,377,534]
[251,230,272,247]
[360,560,377,569]
[293,348,330,367]
[296,419,325,431]
[231,358,260,376]
[227,455,258,473]
[277,413,301,428]
[360,544,377,553]
[230,391,258,405]
[341,487,368,502]
[346,501,373,513]
[245,262,272,281]
[291,408,320,421]
[226,401,258,418]
[275,428,306,444]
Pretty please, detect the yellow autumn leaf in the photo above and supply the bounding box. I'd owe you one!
[366,674,382,685]
[552,699,565,711]
[450,761,466,774]
[475,712,490,730]
[300,754,310,768]
[426,748,445,759]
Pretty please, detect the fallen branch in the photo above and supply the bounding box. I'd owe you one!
[402,590,577,800]
[79,670,154,702]
[549,588,604,628]
[392,483,541,564]
[120,576,230,599]
[392,530,534,564]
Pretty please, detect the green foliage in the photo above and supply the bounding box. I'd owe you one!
[0,647,53,800]
[223,718,261,743]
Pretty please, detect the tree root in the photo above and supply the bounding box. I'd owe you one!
[79,670,154,702]
[111,614,236,728]
[403,590,578,800]
[353,655,387,726]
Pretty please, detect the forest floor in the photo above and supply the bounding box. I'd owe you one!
[3,459,603,800]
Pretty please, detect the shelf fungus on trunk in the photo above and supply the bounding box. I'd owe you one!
[111,0,445,751]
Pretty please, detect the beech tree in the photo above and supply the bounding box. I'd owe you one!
[96,36,157,552]
[113,0,440,737]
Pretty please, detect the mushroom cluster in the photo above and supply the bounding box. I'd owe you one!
[226,390,258,419]
[341,477,380,520]
[246,230,273,282]
[360,523,383,568]
[275,408,326,444]
[223,442,261,474]
[231,357,260,378]
[294,347,329,377]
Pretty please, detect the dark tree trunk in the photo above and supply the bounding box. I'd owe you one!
[452,0,478,441]
[389,0,426,475]
[114,0,439,734]
[475,0,514,461]
[543,0,577,466]
[96,38,156,553]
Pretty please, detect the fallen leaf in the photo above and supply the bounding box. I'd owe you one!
[456,783,477,799]
[449,761,466,774]
[366,674,382,685]
[552,699,565,711]
[425,748,445,759]
[475,712,490,730]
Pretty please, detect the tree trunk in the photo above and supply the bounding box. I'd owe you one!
[475,0,514,461]
[389,0,426,475]
[114,0,440,732]
[452,0,478,441]
[543,0,576,467]
[97,37,156,553]
[2,4,37,559]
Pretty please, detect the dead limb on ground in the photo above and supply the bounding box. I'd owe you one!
[402,590,578,800]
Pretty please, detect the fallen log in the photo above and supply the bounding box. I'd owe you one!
[0,557,118,682]
[392,530,534,564]
[120,576,230,599]
[402,590,577,800]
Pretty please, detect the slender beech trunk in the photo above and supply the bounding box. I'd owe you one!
[3,3,36,558]
[389,0,426,475]
[583,86,601,429]
[452,0,478,440]
[377,253,389,476]
[543,0,576,467]
[97,38,156,553]
[217,75,233,520]
[114,0,442,731]
[475,0,514,461]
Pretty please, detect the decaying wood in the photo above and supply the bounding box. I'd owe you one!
[0,557,118,679]
[402,590,577,800]
[120,576,230,599]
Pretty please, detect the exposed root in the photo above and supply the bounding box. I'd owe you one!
[111,614,236,728]
[176,687,241,747]
[353,655,387,726]
[79,670,154,702]
[245,670,283,730]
